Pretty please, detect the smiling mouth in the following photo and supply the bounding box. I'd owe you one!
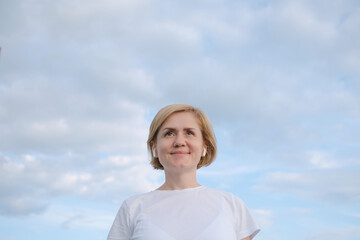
[171,151,189,155]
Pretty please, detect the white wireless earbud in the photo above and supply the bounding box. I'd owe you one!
[152,149,157,157]
[202,148,207,157]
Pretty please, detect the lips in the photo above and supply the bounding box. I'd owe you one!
[170,151,189,155]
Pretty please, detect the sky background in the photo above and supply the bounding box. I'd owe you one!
[0,0,360,239]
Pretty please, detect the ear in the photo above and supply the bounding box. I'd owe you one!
[150,141,158,158]
[152,146,158,158]
[202,148,207,157]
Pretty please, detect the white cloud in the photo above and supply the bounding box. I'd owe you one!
[29,119,70,137]
[0,79,150,153]
[307,227,360,240]
[199,166,256,176]
[255,169,360,204]
[343,212,360,220]
[0,153,161,216]
[41,203,116,230]
[0,1,359,239]
[307,150,339,169]
[102,156,133,167]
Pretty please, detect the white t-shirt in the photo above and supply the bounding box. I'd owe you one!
[108,186,260,240]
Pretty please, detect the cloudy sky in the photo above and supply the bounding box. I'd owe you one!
[1,0,360,239]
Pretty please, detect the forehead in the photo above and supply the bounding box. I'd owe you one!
[161,111,201,129]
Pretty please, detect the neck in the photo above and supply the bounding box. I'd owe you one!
[157,170,200,190]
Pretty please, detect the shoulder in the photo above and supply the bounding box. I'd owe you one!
[201,187,249,213]
[123,190,157,208]
[202,187,245,203]
[122,189,172,212]
[113,190,159,226]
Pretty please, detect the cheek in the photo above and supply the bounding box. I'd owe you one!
[191,141,204,153]
[156,140,169,155]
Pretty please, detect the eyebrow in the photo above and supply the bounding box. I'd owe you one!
[161,127,197,131]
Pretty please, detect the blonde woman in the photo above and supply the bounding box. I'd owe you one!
[108,104,260,240]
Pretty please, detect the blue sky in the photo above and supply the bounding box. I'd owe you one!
[0,0,360,239]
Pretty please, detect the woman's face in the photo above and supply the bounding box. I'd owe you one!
[155,112,204,173]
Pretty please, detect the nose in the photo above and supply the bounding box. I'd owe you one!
[173,133,186,147]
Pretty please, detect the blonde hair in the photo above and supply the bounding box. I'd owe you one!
[147,104,217,169]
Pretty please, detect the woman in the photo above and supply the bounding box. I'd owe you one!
[108,104,260,240]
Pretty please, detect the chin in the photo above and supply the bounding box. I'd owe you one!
[168,162,199,171]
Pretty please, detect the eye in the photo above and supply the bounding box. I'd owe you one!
[186,130,195,135]
[164,130,174,137]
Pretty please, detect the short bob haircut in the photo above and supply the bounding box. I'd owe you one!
[147,104,217,170]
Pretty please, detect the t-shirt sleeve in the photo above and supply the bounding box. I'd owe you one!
[107,201,132,240]
[233,196,260,240]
